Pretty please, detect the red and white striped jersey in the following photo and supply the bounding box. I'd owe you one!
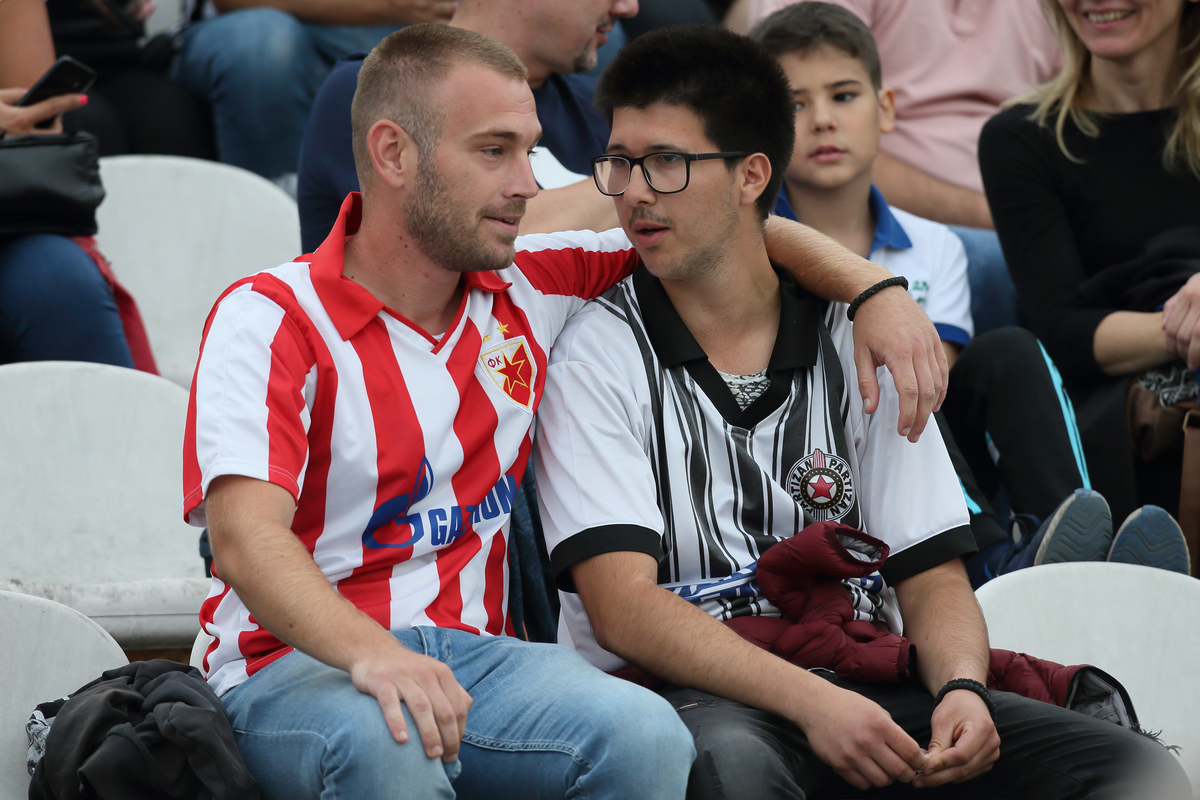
[184,193,638,696]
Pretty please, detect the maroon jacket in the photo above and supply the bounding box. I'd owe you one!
[615,521,1081,707]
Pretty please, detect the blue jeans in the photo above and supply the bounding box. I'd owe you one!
[221,627,696,799]
[0,234,134,367]
[172,9,398,180]
[947,225,1020,336]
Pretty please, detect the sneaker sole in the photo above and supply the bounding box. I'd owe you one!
[1035,491,1113,565]
[1108,506,1191,575]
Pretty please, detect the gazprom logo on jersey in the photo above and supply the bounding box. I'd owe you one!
[361,457,519,550]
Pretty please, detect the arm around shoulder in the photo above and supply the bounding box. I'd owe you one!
[762,217,947,441]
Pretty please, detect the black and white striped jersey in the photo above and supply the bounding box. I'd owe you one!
[534,267,973,672]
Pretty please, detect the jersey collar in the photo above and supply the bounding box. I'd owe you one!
[772,185,913,254]
[633,265,823,428]
[634,264,822,371]
[304,192,513,341]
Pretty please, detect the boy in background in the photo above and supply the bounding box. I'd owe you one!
[750,3,1191,581]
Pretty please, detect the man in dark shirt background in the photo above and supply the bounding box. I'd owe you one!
[297,0,636,252]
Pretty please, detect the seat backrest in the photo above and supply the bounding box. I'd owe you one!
[95,156,301,388]
[0,362,202,584]
[0,591,127,799]
[142,0,183,38]
[976,562,1200,797]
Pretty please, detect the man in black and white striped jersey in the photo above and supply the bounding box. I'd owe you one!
[532,23,1190,800]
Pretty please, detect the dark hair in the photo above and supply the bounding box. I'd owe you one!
[594,24,795,219]
[750,2,882,90]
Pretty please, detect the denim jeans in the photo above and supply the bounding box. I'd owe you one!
[221,627,695,799]
[0,234,134,367]
[947,225,1020,336]
[172,9,399,180]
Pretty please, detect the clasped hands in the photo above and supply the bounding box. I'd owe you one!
[803,682,999,791]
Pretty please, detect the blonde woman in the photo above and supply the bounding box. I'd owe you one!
[979,0,1200,533]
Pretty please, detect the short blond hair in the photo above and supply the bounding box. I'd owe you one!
[350,24,528,189]
[1016,0,1200,177]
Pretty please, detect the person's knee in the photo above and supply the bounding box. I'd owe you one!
[179,8,309,87]
[581,681,695,789]
[955,326,1042,382]
[686,712,793,800]
[0,235,112,317]
[231,682,456,799]
[1104,727,1192,800]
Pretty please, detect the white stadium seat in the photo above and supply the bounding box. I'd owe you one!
[976,562,1200,798]
[189,629,216,671]
[0,591,127,800]
[142,0,184,39]
[96,155,301,388]
[0,362,207,649]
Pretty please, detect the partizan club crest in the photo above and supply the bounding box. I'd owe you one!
[786,448,855,521]
[480,335,536,411]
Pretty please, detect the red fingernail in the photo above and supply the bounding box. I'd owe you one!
[79,94,89,106]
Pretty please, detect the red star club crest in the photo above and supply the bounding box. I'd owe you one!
[480,335,536,411]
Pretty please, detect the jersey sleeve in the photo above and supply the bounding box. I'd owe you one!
[922,225,974,347]
[513,227,640,301]
[827,308,974,583]
[533,302,665,592]
[183,281,316,526]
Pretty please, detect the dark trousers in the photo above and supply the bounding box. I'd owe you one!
[659,676,1190,800]
[940,328,1089,546]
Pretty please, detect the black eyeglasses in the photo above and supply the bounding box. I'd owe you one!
[590,151,751,196]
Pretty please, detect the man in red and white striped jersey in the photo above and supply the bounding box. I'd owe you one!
[183,23,949,800]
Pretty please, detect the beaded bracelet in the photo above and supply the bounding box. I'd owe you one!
[846,276,909,321]
[934,678,997,719]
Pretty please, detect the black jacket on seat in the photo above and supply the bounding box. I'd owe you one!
[29,659,259,800]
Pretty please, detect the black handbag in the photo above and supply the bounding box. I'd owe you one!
[0,131,105,237]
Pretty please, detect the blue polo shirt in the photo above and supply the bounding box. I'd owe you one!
[297,55,611,253]
[773,186,973,347]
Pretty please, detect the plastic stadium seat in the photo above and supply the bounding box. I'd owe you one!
[0,591,127,799]
[96,155,301,388]
[976,562,1200,797]
[190,629,215,672]
[142,0,184,39]
[0,362,207,649]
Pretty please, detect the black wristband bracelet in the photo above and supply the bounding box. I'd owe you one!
[846,276,908,321]
[934,678,997,718]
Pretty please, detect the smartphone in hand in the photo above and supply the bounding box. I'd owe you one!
[18,56,97,130]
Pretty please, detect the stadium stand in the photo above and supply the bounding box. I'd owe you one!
[95,156,301,388]
[977,562,1200,797]
[0,362,206,650]
[0,591,127,799]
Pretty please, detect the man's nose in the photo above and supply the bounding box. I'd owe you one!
[621,163,656,206]
[509,150,541,199]
[611,0,638,20]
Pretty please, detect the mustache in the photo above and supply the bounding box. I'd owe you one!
[629,209,673,228]
[480,200,527,220]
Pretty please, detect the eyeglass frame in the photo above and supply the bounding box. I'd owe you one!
[589,150,752,196]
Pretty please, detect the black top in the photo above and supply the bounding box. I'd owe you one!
[979,103,1200,384]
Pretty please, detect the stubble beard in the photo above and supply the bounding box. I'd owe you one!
[404,158,520,274]
[639,201,740,282]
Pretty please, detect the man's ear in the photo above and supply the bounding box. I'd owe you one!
[367,119,418,190]
[878,87,896,135]
[738,152,773,210]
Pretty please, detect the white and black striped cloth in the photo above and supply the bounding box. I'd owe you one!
[534,267,973,672]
